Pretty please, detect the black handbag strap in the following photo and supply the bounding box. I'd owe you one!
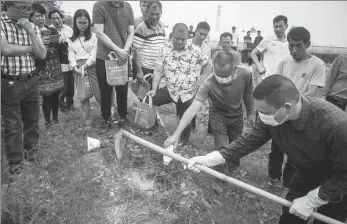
[103,2,126,46]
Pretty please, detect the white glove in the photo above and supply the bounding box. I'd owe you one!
[187,151,226,173]
[289,187,329,220]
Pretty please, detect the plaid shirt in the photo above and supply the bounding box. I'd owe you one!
[156,41,209,103]
[1,17,41,76]
[220,96,347,202]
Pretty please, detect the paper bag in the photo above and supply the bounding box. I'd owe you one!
[105,51,128,86]
[76,67,93,101]
[134,96,157,129]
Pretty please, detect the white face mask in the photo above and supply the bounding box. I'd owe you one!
[258,106,288,126]
[215,74,232,84]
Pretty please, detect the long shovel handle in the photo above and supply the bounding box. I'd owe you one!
[120,130,344,224]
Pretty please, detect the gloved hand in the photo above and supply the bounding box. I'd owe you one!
[187,151,226,173]
[289,187,328,220]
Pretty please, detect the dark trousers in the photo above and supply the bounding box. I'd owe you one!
[61,70,74,107]
[279,172,347,224]
[210,110,243,173]
[149,87,196,141]
[96,59,128,120]
[1,77,40,165]
[326,95,347,111]
[42,91,60,123]
[269,141,297,186]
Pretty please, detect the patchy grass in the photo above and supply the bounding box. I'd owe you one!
[2,83,341,224]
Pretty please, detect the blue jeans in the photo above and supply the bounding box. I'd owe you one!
[1,77,40,165]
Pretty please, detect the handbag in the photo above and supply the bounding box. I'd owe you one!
[105,51,129,86]
[76,67,93,101]
[134,95,157,129]
[103,2,134,79]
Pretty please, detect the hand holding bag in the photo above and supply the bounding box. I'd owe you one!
[134,95,157,129]
[76,67,93,101]
[105,51,129,86]
[131,74,152,101]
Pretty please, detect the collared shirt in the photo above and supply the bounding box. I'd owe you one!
[67,33,98,69]
[187,38,211,59]
[156,41,209,103]
[256,36,289,77]
[277,55,326,94]
[93,1,135,60]
[254,35,263,46]
[323,53,347,100]
[50,24,73,71]
[133,20,166,70]
[1,17,41,76]
[219,96,347,202]
[194,68,254,117]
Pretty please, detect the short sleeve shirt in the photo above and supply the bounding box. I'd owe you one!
[231,32,239,47]
[1,17,41,76]
[156,41,209,103]
[277,55,326,93]
[256,36,289,77]
[93,1,135,60]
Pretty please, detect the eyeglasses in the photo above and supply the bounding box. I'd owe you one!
[77,22,89,26]
[12,5,33,12]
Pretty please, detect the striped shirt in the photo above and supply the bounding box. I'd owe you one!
[1,17,41,76]
[133,20,166,70]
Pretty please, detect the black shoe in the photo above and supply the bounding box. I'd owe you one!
[45,122,52,128]
[53,118,59,124]
[269,177,280,185]
[9,163,22,178]
[100,119,112,131]
[24,148,38,165]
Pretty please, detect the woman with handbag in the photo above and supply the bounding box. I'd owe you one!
[30,3,64,128]
[68,9,100,127]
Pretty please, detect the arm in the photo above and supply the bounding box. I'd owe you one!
[133,28,146,79]
[123,6,135,52]
[251,39,268,72]
[68,40,78,71]
[0,38,33,56]
[319,123,347,202]
[302,62,326,96]
[243,72,255,116]
[151,63,164,91]
[83,34,98,69]
[322,57,341,97]
[94,23,122,53]
[29,24,46,59]
[198,59,213,85]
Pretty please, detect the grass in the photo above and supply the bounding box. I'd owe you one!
[2,76,344,223]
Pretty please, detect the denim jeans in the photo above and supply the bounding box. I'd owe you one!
[1,77,40,165]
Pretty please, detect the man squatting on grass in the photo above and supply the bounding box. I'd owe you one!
[187,75,347,224]
[164,51,255,174]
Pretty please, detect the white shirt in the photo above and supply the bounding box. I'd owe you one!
[67,33,98,69]
[256,36,289,77]
[277,55,326,94]
[231,32,239,47]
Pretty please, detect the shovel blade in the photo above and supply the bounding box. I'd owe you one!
[114,129,125,161]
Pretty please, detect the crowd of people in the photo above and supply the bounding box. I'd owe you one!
[1,1,347,223]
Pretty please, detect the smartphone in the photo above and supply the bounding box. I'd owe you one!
[50,35,60,43]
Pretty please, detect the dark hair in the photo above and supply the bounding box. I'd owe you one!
[219,32,232,41]
[29,3,46,21]
[253,75,300,108]
[287,27,310,44]
[273,15,288,25]
[232,26,236,29]
[70,9,92,42]
[214,51,234,67]
[147,1,162,12]
[196,21,210,32]
[48,9,64,19]
[172,23,188,33]
[140,1,148,4]
[257,30,261,33]
[3,1,12,11]
[247,31,251,35]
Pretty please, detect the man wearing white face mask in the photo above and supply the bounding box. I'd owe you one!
[164,51,255,173]
[187,75,347,224]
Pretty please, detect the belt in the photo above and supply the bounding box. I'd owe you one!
[1,72,37,81]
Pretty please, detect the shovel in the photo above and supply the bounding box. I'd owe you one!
[113,129,344,224]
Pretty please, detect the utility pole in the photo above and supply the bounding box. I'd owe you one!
[216,4,221,31]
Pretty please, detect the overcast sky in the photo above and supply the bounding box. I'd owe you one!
[61,1,347,47]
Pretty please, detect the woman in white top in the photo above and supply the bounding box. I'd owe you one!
[68,9,100,127]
